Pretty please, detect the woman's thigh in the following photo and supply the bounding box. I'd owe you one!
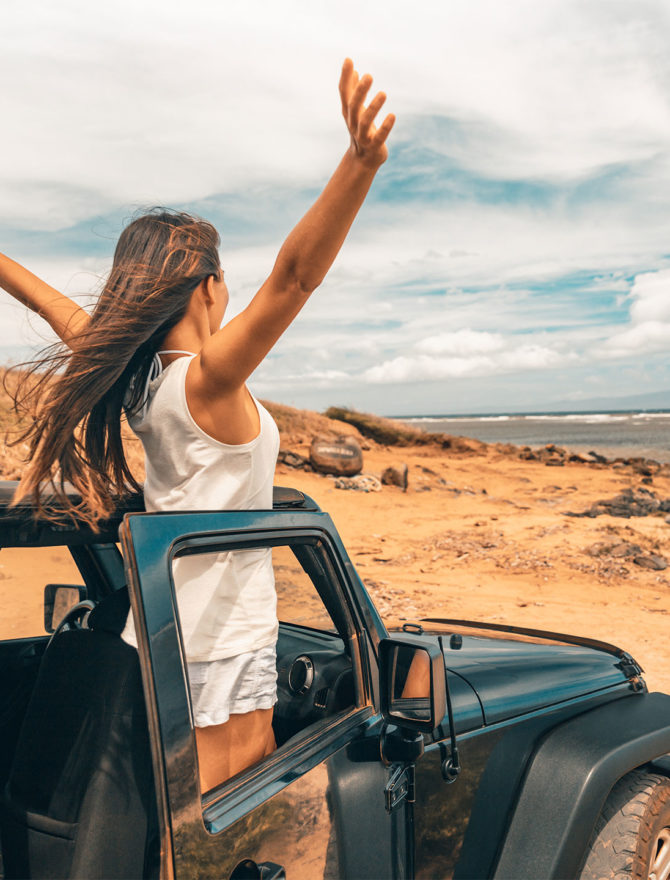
[195,708,276,792]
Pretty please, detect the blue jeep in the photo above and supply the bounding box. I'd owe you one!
[0,482,669,879]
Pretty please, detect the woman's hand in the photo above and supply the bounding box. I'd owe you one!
[339,58,395,167]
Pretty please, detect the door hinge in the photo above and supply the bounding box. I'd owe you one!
[385,763,411,813]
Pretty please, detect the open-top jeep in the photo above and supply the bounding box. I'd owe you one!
[0,480,669,880]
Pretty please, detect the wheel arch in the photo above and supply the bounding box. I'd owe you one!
[492,691,670,880]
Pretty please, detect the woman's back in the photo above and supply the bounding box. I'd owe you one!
[122,354,280,662]
[131,355,279,513]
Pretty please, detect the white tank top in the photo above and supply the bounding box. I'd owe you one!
[121,355,280,662]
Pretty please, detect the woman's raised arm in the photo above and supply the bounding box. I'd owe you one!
[196,58,395,393]
[0,253,90,349]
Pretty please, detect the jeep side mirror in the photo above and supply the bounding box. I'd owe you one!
[379,637,447,733]
[44,584,87,633]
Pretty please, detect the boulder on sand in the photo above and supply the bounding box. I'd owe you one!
[381,464,409,491]
[310,435,363,476]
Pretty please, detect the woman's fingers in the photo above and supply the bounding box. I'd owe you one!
[373,112,396,146]
[340,57,394,161]
[348,73,373,132]
[339,57,355,116]
[359,90,387,135]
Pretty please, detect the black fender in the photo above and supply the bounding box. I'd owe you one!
[493,691,670,879]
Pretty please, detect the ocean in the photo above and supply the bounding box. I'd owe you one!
[399,411,670,463]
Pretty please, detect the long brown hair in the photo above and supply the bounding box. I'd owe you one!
[9,209,221,528]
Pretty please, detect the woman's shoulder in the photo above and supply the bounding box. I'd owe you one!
[128,355,192,431]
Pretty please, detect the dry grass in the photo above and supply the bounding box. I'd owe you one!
[323,406,486,453]
[260,400,362,446]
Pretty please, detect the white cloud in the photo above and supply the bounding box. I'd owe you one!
[416,330,504,356]
[363,343,566,384]
[3,0,670,227]
[597,268,670,358]
[599,320,670,359]
[628,269,670,324]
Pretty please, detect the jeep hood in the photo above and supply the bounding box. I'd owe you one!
[391,620,634,725]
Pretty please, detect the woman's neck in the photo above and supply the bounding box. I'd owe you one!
[160,317,209,358]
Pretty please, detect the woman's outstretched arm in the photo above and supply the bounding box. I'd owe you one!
[196,57,395,391]
[0,253,90,348]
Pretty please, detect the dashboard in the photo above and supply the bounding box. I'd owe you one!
[274,623,354,744]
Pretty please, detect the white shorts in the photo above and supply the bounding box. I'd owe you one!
[187,644,278,728]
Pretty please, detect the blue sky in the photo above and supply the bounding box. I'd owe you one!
[2,0,670,414]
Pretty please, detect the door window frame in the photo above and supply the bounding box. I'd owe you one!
[120,510,383,849]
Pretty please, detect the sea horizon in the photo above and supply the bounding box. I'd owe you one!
[391,407,670,420]
[396,408,670,464]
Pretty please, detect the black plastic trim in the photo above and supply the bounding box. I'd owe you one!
[493,691,670,879]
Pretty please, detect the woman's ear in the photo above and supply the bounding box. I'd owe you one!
[201,275,218,306]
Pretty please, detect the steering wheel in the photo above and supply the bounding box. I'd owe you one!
[47,600,96,649]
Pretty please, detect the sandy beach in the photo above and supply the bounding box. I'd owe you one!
[268,404,670,695]
[1,396,669,694]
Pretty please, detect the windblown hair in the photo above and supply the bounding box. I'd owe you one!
[9,209,221,529]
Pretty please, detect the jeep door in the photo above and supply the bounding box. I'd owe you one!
[121,508,403,880]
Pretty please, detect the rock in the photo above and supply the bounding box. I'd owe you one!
[610,542,643,558]
[588,450,609,464]
[278,448,311,470]
[382,464,409,491]
[333,474,381,492]
[633,555,668,571]
[309,434,363,476]
[587,541,642,558]
[567,487,670,519]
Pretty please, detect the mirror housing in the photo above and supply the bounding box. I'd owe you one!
[44,584,87,633]
[379,636,447,733]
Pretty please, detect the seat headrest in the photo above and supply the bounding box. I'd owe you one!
[87,586,130,636]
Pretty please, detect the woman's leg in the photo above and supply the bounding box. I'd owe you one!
[195,708,276,793]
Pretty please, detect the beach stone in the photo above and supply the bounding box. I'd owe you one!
[587,541,642,559]
[610,542,643,558]
[633,555,668,571]
[278,448,311,470]
[382,464,409,491]
[310,434,363,476]
[567,487,670,519]
[333,474,381,492]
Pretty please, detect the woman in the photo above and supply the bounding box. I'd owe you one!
[0,58,394,791]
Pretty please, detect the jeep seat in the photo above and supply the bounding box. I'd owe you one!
[0,589,155,879]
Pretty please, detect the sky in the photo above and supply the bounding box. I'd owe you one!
[2,0,670,415]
